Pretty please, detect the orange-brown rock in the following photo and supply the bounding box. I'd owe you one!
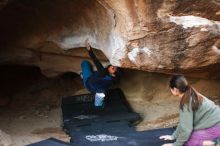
[0,0,220,78]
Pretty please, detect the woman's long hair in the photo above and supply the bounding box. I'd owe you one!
[169,75,203,111]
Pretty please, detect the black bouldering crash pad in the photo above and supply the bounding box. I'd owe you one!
[62,88,175,146]
[27,138,72,146]
[69,126,175,146]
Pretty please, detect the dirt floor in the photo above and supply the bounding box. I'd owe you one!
[0,66,220,146]
[0,66,83,146]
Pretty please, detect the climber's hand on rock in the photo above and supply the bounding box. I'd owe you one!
[85,39,91,51]
[159,135,174,140]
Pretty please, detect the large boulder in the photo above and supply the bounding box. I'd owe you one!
[0,0,219,78]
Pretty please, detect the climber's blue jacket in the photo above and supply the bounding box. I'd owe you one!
[83,49,120,93]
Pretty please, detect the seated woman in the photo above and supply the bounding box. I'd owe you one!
[160,75,220,146]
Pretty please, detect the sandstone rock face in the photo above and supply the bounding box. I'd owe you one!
[0,0,220,78]
[120,69,220,130]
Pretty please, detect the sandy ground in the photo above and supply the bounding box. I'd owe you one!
[0,107,67,146]
[0,70,83,146]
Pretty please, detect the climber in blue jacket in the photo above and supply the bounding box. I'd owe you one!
[81,39,120,107]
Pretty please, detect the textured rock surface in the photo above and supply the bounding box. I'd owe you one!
[0,0,220,78]
[120,69,220,130]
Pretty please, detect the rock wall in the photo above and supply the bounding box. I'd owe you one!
[112,0,220,79]
[0,0,220,78]
[0,0,112,77]
[119,69,220,130]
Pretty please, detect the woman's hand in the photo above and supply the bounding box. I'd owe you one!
[159,135,174,140]
[162,143,173,146]
[85,39,91,51]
